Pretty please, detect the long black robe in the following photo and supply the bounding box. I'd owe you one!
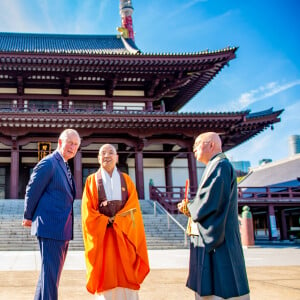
[187,153,249,299]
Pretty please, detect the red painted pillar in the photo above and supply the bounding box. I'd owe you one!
[280,209,288,240]
[240,206,255,246]
[135,148,144,199]
[146,101,153,112]
[187,151,197,195]
[10,139,19,199]
[74,150,82,199]
[165,163,173,191]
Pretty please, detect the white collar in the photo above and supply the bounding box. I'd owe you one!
[100,167,122,201]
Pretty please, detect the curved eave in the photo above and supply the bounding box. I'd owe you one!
[0,46,238,112]
[246,108,284,121]
[0,46,238,62]
[120,36,140,54]
[0,108,283,151]
[166,48,238,111]
[140,46,238,57]
[222,108,284,151]
[0,108,279,132]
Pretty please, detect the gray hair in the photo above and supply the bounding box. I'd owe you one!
[58,129,81,144]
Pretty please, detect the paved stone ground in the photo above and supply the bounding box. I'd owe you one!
[0,266,300,300]
[1,198,299,300]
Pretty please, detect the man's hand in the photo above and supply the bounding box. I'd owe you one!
[177,200,184,212]
[177,199,190,216]
[22,219,32,227]
[108,216,115,224]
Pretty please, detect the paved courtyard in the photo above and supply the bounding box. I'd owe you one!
[0,246,300,299]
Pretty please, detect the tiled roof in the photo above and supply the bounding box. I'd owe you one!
[0,32,140,55]
[247,108,276,119]
[239,154,300,187]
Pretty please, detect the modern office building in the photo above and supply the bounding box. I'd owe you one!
[289,135,300,156]
[231,160,251,174]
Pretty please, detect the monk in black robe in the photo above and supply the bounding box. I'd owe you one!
[178,132,250,300]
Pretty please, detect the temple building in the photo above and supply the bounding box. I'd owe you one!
[0,0,282,202]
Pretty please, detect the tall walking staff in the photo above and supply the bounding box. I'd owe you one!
[184,179,189,202]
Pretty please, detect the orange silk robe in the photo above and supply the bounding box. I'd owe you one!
[81,172,150,294]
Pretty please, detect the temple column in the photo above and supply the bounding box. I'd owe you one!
[74,150,82,199]
[62,99,68,111]
[135,141,144,199]
[164,145,174,192]
[10,137,19,199]
[16,98,23,110]
[146,101,153,112]
[165,161,173,191]
[107,100,113,112]
[280,209,288,240]
[117,144,129,173]
[187,150,198,195]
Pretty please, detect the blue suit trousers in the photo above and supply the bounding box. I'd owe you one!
[34,237,69,300]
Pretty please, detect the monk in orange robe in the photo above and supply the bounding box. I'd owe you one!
[81,144,149,299]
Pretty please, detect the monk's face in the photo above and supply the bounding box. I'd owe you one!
[98,144,119,173]
[193,136,213,165]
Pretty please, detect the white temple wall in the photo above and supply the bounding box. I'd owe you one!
[128,157,206,200]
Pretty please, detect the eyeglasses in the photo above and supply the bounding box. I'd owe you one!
[193,140,211,150]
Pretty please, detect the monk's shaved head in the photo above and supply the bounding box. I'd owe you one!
[193,132,222,164]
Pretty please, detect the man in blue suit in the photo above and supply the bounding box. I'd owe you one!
[22,128,81,300]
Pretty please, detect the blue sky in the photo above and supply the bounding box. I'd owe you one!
[1,0,299,167]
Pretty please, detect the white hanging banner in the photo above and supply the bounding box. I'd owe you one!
[269,215,278,238]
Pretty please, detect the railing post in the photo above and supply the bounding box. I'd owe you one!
[153,201,157,217]
[180,187,184,199]
[238,187,242,199]
[267,187,271,199]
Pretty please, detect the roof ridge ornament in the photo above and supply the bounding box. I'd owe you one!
[120,36,139,54]
[118,0,135,41]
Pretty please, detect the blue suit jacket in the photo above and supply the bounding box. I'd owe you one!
[24,150,76,241]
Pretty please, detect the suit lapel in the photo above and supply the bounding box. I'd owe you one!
[54,151,75,193]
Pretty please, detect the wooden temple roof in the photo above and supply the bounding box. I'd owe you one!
[0,108,283,152]
[0,32,283,151]
[0,32,237,111]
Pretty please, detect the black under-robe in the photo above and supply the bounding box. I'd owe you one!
[187,153,250,299]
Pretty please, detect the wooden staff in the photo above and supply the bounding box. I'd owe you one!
[184,179,190,201]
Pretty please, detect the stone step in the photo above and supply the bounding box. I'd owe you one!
[0,234,188,252]
[0,200,189,251]
[0,199,161,216]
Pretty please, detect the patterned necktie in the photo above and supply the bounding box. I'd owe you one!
[65,162,73,188]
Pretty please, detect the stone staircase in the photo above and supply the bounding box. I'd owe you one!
[0,199,189,251]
